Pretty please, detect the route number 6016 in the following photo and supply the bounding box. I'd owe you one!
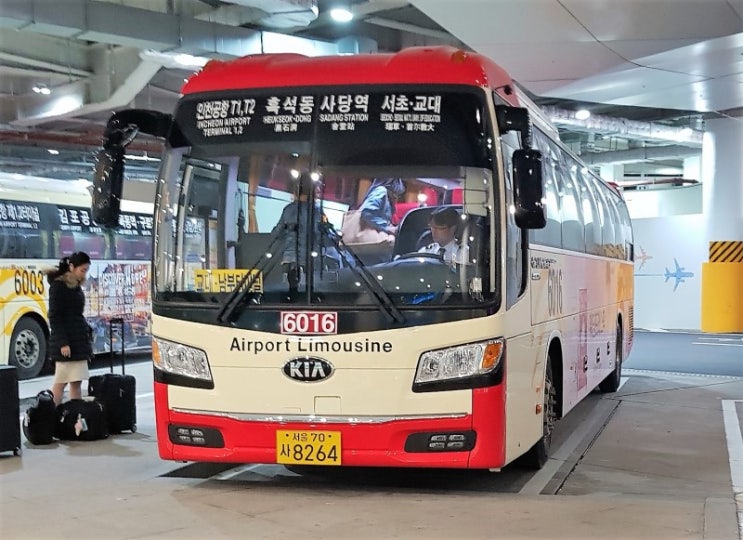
[280,311,337,335]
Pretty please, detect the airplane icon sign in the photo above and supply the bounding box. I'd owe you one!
[635,258,695,292]
[664,259,695,292]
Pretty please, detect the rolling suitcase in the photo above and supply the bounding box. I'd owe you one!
[55,399,108,441]
[0,366,21,455]
[88,317,137,434]
[22,389,57,445]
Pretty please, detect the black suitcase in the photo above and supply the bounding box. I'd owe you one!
[55,399,108,441]
[88,318,137,434]
[0,366,21,455]
[22,389,57,445]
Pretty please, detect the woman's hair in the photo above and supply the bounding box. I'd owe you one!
[367,178,405,197]
[361,178,406,215]
[45,251,91,284]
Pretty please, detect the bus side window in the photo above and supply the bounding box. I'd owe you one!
[57,233,75,257]
[21,234,45,258]
[592,178,616,257]
[530,132,562,248]
[0,230,20,258]
[581,170,603,256]
[558,156,586,253]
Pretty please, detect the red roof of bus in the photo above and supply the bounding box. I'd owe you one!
[181,46,520,106]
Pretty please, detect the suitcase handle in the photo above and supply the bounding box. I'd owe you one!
[109,317,126,375]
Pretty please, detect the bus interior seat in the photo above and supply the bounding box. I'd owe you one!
[443,188,463,204]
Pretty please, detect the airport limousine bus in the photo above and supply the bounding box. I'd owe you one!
[0,173,154,379]
[92,46,633,469]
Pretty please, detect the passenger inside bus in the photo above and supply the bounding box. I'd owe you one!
[271,171,340,302]
[358,177,406,237]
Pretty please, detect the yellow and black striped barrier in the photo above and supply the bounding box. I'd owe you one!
[701,240,743,332]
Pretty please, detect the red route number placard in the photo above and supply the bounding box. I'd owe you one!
[280,311,337,335]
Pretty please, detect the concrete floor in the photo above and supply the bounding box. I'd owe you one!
[1,362,741,540]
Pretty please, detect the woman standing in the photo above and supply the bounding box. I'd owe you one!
[359,178,406,235]
[46,252,92,405]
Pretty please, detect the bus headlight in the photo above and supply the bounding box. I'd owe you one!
[152,337,212,382]
[413,338,504,392]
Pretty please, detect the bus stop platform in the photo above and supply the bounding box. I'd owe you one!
[1,360,742,540]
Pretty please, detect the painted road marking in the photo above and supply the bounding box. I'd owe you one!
[692,342,743,348]
[721,400,743,538]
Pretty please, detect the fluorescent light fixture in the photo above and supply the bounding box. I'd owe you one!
[48,95,81,116]
[140,50,209,69]
[124,153,160,162]
[173,54,208,68]
[575,109,591,120]
[330,7,353,23]
[48,149,59,155]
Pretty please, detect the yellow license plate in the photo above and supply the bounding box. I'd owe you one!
[276,430,342,466]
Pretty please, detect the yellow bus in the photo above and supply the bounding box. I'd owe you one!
[0,173,154,379]
[92,46,633,469]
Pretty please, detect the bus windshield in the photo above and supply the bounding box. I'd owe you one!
[154,86,497,311]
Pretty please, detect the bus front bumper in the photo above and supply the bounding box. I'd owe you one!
[154,382,506,469]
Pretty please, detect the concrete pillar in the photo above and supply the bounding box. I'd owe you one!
[683,155,700,183]
[700,117,743,332]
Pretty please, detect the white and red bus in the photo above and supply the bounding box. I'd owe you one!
[93,46,633,469]
[0,173,154,379]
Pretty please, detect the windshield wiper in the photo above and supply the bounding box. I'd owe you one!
[216,225,286,323]
[321,222,405,324]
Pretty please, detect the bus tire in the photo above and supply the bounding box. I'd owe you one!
[522,357,557,470]
[599,323,622,393]
[9,317,47,380]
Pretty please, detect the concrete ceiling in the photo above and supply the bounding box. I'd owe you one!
[0,0,740,182]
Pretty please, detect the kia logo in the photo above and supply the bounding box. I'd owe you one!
[282,357,334,382]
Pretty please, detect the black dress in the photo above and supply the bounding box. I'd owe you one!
[48,274,93,362]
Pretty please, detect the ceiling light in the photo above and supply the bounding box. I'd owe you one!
[32,84,51,95]
[124,153,160,162]
[575,109,591,120]
[330,7,353,23]
[48,149,59,155]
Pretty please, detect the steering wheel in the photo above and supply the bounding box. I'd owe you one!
[395,251,444,262]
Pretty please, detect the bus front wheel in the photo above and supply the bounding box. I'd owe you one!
[521,357,557,469]
[9,317,47,380]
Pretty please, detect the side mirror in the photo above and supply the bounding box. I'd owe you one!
[91,109,173,229]
[512,149,546,229]
[91,144,125,229]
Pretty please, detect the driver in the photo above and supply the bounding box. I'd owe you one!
[418,207,467,264]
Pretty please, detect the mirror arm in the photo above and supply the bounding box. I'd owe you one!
[101,108,173,149]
